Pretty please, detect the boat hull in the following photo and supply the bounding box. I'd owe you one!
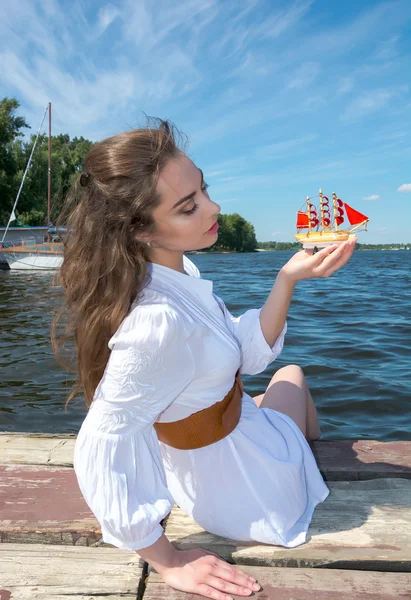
[3,253,63,270]
[295,230,357,249]
[2,243,63,270]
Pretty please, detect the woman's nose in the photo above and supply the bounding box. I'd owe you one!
[211,201,221,214]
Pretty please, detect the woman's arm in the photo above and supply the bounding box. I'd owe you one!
[259,239,357,347]
[259,270,295,348]
[136,531,180,570]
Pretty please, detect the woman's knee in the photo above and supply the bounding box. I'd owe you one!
[275,364,304,376]
[270,364,305,387]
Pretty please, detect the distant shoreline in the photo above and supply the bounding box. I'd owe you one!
[188,247,410,254]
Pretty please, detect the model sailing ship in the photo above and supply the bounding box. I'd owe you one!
[295,189,369,249]
[1,102,63,270]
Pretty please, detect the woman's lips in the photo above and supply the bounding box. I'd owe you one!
[207,221,219,234]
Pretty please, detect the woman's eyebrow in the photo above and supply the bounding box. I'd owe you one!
[171,168,204,210]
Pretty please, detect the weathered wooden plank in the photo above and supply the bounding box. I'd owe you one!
[0,434,75,467]
[0,519,102,546]
[0,465,170,546]
[0,543,142,598]
[144,565,411,599]
[309,440,411,480]
[0,464,102,545]
[0,595,129,600]
[1,434,410,480]
[164,479,411,571]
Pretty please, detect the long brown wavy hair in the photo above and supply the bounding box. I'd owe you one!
[51,118,186,409]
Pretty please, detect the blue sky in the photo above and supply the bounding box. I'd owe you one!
[1,0,410,243]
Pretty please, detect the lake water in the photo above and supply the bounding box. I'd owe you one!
[0,250,410,441]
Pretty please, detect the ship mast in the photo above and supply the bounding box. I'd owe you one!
[47,102,51,241]
[332,192,338,232]
[306,196,311,235]
[319,189,324,233]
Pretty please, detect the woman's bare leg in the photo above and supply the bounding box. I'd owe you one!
[304,379,322,441]
[252,365,321,441]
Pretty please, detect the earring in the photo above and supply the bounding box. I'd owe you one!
[147,241,152,247]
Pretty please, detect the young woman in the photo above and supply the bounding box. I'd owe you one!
[53,119,356,600]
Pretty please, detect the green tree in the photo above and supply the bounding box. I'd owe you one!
[0,98,30,224]
[216,213,257,252]
[0,97,93,226]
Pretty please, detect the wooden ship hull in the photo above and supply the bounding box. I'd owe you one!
[295,230,357,248]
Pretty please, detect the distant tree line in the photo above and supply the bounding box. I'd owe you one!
[257,241,300,250]
[354,243,410,250]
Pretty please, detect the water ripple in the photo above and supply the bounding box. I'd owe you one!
[0,250,410,440]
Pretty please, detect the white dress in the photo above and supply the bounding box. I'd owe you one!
[73,255,329,551]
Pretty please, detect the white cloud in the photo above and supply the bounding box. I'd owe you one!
[397,183,411,193]
[337,77,354,95]
[96,4,120,35]
[374,36,400,61]
[363,194,380,200]
[288,62,320,90]
[259,134,318,157]
[210,0,314,60]
[340,87,407,121]
[280,2,407,65]
[217,198,239,204]
[1,0,410,167]
[0,0,207,136]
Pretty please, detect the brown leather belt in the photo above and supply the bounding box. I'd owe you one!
[153,369,243,450]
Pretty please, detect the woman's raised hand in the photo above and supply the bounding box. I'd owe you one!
[158,547,261,600]
[280,238,357,285]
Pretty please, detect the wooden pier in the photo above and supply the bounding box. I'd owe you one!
[0,433,410,599]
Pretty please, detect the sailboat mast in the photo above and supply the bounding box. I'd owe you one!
[306,196,311,233]
[47,102,51,229]
[332,192,338,232]
[319,188,323,232]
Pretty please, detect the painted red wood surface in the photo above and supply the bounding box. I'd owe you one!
[310,440,411,480]
[0,465,90,521]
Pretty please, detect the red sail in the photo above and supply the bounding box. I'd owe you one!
[344,203,369,226]
[297,211,309,228]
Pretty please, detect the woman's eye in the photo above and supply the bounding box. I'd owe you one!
[183,202,199,215]
[182,183,209,215]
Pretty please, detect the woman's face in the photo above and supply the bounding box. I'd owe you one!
[150,152,221,252]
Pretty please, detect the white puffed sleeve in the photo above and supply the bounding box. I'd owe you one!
[73,303,196,551]
[215,295,287,376]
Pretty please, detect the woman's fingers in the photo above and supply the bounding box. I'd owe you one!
[212,560,258,586]
[200,567,261,599]
[325,251,354,275]
[312,241,355,277]
[322,246,355,277]
[210,563,260,590]
[212,562,260,593]
[310,243,340,263]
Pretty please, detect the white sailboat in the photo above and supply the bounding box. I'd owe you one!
[1,103,64,270]
[2,240,63,270]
